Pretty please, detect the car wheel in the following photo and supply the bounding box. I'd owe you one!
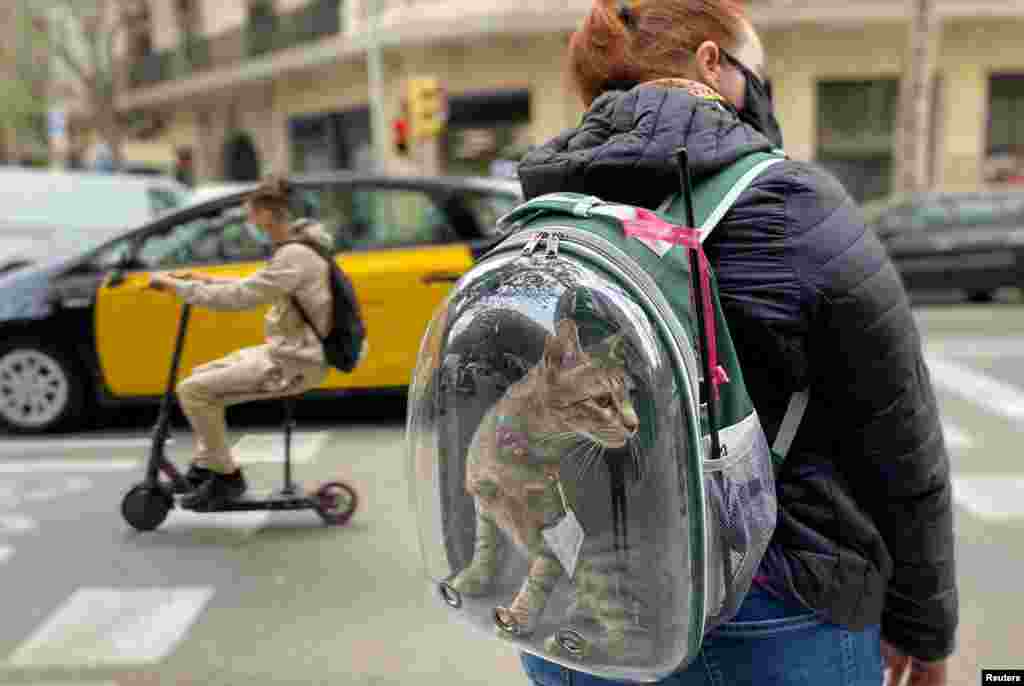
[0,342,86,434]
[967,290,995,303]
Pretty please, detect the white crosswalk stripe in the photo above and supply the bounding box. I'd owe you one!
[159,509,271,538]
[926,337,1024,358]
[7,587,214,667]
[0,460,138,474]
[953,475,1024,522]
[926,355,1024,421]
[232,430,328,465]
[0,438,151,454]
[0,514,38,534]
[942,420,973,451]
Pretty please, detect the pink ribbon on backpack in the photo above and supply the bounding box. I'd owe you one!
[621,208,730,396]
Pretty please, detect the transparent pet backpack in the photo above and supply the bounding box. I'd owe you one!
[406,151,806,682]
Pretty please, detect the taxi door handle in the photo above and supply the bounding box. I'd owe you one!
[421,271,462,285]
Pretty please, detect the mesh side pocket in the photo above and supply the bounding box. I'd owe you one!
[701,415,778,632]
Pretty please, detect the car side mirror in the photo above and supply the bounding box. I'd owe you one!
[106,253,138,288]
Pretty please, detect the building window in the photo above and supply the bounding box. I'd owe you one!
[986,74,1024,184]
[442,89,531,177]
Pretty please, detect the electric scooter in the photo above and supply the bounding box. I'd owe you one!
[120,300,359,532]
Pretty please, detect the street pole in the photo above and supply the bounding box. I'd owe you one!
[366,0,389,173]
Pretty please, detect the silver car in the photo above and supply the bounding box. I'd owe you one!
[0,168,191,275]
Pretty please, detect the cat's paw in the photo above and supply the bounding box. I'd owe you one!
[449,567,495,597]
[544,631,593,660]
[494,605,535,637]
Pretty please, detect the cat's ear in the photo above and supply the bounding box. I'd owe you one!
[544,319,582,373]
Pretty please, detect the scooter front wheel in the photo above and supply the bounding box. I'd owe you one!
[121,484,173,532]
[314,481,358,526]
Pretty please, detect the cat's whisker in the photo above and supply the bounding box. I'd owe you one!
[537,431,580,448]
[580,443,606,480]
[564,438,597,480]
[629,438,644,482]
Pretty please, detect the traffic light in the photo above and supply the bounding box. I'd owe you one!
[393,117,409,156]
[406,77,446,140]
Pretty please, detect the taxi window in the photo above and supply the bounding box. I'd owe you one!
[458,191,521,236]
[302,186,457,250]
[135,206,267,267]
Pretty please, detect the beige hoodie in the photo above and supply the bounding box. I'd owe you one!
[174,219,334,373]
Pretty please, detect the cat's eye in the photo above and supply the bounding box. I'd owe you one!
[595,394,613,408]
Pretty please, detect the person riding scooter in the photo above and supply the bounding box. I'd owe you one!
[149,175,334,511]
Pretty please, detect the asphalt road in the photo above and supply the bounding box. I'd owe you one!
[0,299,1021,685]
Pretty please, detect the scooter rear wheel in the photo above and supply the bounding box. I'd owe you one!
[121,484,172,531]
[314,481,358,526]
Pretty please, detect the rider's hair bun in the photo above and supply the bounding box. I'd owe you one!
[249,173,291,207]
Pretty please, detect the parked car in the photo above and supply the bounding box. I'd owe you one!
[185,181,258,206]
[0,168,191,276]
[865,190,1024,302]
[0,172,522,433]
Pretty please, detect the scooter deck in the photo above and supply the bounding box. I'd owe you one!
[177,491,318,513]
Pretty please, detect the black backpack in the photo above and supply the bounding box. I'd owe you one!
[277,238,366,373]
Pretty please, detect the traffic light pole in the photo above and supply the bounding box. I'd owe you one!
[367,0,390,173]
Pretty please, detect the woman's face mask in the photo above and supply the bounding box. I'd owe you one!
[721,50,784,150]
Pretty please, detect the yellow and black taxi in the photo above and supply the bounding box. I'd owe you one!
[0,172,522,433]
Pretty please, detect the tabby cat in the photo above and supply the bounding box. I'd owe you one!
[448,318,650,660]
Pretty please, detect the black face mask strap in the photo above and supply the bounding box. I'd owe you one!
[618,0,636,29]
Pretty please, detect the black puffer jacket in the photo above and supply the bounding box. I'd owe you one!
[518,83,957,662]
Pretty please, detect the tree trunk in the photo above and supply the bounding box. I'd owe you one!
[94,104,123,171]
[895,0,941,194]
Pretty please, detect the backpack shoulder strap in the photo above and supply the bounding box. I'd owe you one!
[661,151,810,462]
[275,239,330,341]
[659,151,785,242]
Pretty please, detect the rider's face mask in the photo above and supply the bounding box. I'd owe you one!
[721,50,783,150]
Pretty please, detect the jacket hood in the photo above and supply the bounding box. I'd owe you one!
[518,80,776,209]
[289,218,334,251]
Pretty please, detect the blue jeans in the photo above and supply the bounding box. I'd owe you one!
[520,586,883,686]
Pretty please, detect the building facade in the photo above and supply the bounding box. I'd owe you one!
[109,0,1024,202]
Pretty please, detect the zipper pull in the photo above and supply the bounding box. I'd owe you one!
[522,231,546,257]
[544,232,562,259]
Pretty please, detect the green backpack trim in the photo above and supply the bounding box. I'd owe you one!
[659,153,810,465]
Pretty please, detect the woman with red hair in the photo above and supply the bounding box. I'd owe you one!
[517,1,957,684]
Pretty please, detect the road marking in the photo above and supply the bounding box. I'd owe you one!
[0,545,13,565]
[7,587,214,667]
[926,337,1024,358]
[0,437,152,453]
[926,355,1024,421]
[0,514,38,534]
[941,420,973,451]
[232,430,329,465]
[161,509,271,537]
[952,475,1024,522]
[0,460,138,474]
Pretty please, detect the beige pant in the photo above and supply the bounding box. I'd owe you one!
[176,345,328,473]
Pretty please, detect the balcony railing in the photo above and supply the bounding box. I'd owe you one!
[125,0,343,90]
[129,51,170,88]
[289,0,342,45]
